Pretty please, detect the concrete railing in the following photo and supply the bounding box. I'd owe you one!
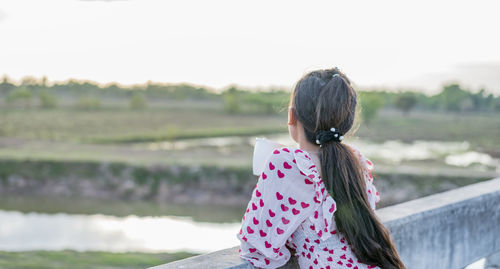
[151,177,500,269]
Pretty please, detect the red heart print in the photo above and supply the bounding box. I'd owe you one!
[293,159,296,164]
[330,230,337,235]
[318,230,323,237]
[268,209,276,217]
[299,170,305,176]
[354,266,359,269]
[326,266,331,269]
[276,192,283,200]
[347,264,352,268]
[314,211,319,219]
[304,179,313,184]
[265,259,270,265]
[282,217,290,224]
[314,239,320,244]
[340,254,346,259]
[247,226,254,234]
[242,236,247,242]
[255,189,261,197]
[259,199,264,207]
[323,247,328,251]
[348,258,354,263]
[273,149,280,154]
[310,224,315,230]
[281,204,289,212]
[265,241,272,248]
[269,162,275,170]
[277,227,284,234]
[314,196,320,203]
[308,174,315,179]
[306,253,311,259]
[288,197,297,205]
[309,245,314,252]
[292,208,300,215]
[252,203,257,210]
[261,172,267,179]
[337,261,343,265]
[253,217,259,225]
[305,238,310,243]
[340,238,346,243]
[277,170,284,178]
[273,247,280,253]
[327,257,333,262]
[342,245,347,251]
[283,162,292,169]
[282,148,290,152]
[366,159,372,166]
[313,259,318,265]
[329,249,334,254]
[266,219,273,227]
[259,230,267,237]
[301,202,310,208]
[329,203,336,213]
[249,247,256,253]
[294,149,303,153]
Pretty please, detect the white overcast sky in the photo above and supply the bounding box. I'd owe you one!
[0,0,499,95]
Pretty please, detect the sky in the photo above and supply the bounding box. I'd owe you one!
[0,0,499,95]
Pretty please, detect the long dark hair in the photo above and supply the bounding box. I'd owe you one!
[289,68,405,269]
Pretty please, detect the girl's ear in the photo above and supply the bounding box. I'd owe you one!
[288,106,297,125]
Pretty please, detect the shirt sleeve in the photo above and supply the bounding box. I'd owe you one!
[237,147,316,268]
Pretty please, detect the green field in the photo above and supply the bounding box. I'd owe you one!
[0,104,498,165]
[0,250,195,269]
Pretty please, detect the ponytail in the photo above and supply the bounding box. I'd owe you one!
[320,142,405,268]
[290,68,405,268]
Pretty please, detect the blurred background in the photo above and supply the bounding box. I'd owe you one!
[0,0,499,268]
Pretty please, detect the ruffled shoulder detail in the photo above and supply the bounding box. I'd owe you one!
[347,144,380,210]
[286,147,337,241]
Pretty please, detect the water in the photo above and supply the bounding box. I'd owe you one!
[144,134,500,171]
[0,209,241,254]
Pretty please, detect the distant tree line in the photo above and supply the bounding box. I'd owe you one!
[0,76,499,120]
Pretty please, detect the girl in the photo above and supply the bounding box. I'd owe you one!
[236,68,405,269]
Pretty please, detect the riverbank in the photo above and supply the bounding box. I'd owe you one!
[0,157,497,210]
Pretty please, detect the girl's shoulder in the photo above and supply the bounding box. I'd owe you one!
[345,143,374,171]
[269,146,319,180]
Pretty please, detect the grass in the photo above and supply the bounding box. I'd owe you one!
[0,104,288,143]
[88,126,287,143]
[354,108,500,152]
[0,103,498,168]
[0,103,498,149]
[0,250,196,269]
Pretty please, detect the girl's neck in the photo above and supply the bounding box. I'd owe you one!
[297,135,321,155]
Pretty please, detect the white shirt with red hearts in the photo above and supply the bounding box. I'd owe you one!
[237,146,380,269]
